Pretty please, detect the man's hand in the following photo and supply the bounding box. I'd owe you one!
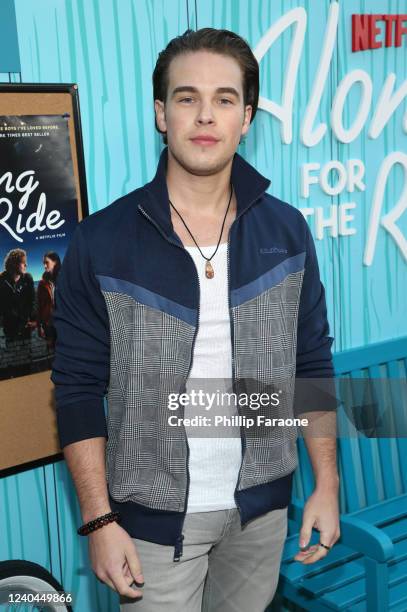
[89,521,145,598]
[294,484,340,564]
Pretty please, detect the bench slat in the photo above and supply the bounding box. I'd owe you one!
[349,581,407,612]
[350,493,407,524]
[333,338,407,374]
[369,365,401,499]
[318,557,407,610]
[382,518,407,546]
[337,437,366,512]
[296,538,407,598]
[380,439,403,498]
[396,439,407,497]
[350,370,384,506]
[386,360,407,492]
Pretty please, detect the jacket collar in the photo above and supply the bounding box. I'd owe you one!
[140,146,271,238]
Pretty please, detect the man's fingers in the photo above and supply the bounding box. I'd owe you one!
[96,568,142,597]
[110,571,143,598]
[318,528,337,550]
[125,544,145,587]
[299,515,315,548]
[294,530,339,564]
[122,562,136,587]
[300,545,329,564]
[296,543,319,555]
[88,525,144,596]
[293,543,319,560]
[294,544,325,563]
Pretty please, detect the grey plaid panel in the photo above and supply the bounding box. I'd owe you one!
[236,438,299,490]
[102,291,196,512]
[232,270,304,489]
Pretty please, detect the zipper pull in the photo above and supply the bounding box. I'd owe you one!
[173,534,184,562]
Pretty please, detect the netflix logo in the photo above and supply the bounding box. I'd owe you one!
[352,14,407,51]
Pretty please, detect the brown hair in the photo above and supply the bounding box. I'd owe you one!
[153,28,259,143]
[4,249,27,275]
[43,251,61,282]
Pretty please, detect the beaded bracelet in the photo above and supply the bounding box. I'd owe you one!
[77,511,121,536]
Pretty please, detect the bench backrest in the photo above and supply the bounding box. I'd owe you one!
[293,337,407,513]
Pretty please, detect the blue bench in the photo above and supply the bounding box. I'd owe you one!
[276,337,407,611]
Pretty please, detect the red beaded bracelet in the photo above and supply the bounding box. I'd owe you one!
[77,511,121,536]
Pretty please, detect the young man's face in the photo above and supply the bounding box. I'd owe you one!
[155,50,252,176]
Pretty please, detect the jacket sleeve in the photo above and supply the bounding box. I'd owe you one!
[51,224,110,448]
[294,220,336,414]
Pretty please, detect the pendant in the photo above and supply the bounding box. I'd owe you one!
[205,260,214,279]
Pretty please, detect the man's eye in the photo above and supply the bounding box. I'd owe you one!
[219,98,233,105]
[179,97,194,103]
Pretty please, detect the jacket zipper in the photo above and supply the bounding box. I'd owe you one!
[138,204,200,562]
[226,199,261,524]
[139,191,263,544]
[226,223,245,523]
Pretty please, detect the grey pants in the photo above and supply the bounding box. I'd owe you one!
[120,506,288,612]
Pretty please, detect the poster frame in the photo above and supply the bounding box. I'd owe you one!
[0,83,89,476]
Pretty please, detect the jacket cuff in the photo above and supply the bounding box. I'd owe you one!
[56,399,107,448]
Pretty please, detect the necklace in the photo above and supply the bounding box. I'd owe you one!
[169,183,233,279]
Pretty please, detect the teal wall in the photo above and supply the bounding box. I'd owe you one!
[0,0,20,73]
[0,462,120,610]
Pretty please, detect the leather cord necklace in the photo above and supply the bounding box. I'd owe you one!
[169,182,233,279]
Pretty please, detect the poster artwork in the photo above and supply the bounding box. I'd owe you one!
[0,114,79,380]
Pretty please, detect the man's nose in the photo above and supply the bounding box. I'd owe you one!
[196,101,215,125]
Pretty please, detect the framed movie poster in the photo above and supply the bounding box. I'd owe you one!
[0,84,88,474]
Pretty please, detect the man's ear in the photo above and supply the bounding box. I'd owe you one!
[241,104,252,138]
[154,100,167,135]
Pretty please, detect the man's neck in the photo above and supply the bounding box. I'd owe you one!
[166,149,235,217]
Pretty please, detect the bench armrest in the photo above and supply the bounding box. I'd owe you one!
[289,497,395,562]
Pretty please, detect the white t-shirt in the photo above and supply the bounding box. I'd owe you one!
[184,242,242,513]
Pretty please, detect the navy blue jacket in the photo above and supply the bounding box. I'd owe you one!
[51,147,334,560]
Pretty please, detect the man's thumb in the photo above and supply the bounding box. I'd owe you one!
[299,522,312,548]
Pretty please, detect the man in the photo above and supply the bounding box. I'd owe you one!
[0,249,36,376]
[51,28,340,612]
[0,249,36,341]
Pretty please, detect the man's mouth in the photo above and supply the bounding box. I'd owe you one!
[190,136,219,146]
